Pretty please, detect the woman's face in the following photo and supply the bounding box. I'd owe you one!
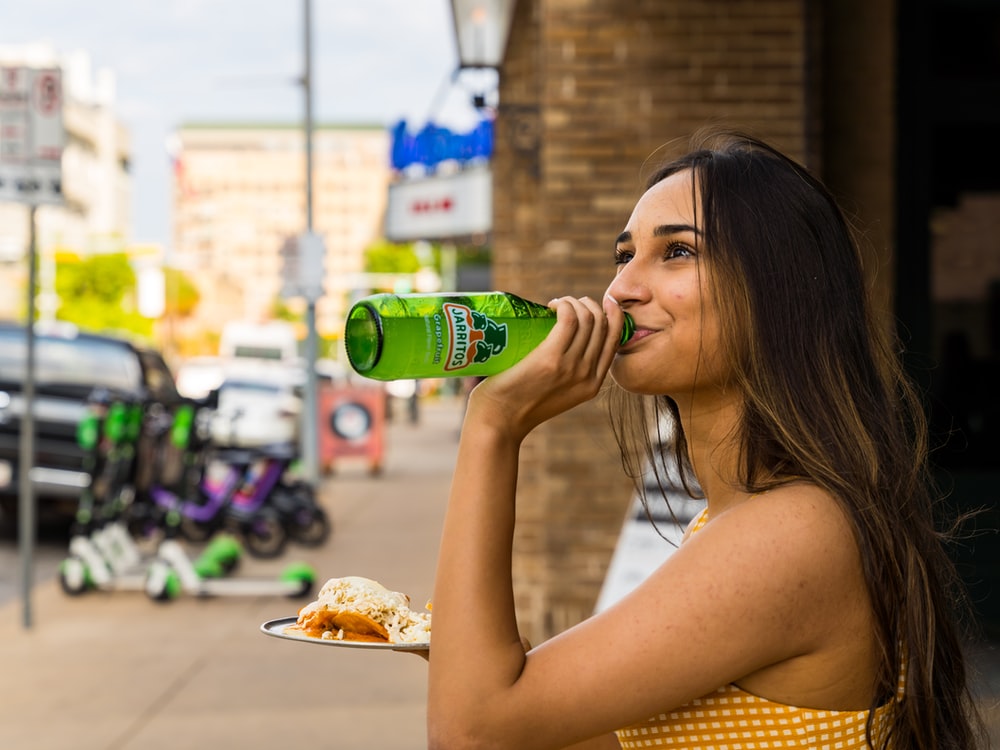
[606,169,727,398]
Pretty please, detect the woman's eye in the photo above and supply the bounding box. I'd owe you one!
[665,242,694,260]
[614,248,633,265]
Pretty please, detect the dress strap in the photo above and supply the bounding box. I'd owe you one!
[683,508,710,541]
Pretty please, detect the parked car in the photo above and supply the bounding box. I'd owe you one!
[174,355,227,400]
[208,364,304,449]
[0,322,184,523]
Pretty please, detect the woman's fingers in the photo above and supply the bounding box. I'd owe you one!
[549,296,611,361]
[469,295,623,438]
[555,296,618,387]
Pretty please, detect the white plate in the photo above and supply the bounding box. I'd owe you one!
[260,616,430,650]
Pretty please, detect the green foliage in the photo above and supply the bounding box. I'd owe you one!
[163,266,200,317]
[54,252,152,339]
[46,252,200,342]
[271,298,301,322]
[363,239,421,274]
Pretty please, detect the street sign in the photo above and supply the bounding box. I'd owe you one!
[385,165,492,242]
[279,231,326,301]
[0,66,65,206]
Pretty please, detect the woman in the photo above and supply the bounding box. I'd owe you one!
[427,129,984,749]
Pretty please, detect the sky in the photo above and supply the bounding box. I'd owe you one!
[2,0,487,247]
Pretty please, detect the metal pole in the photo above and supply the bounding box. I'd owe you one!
[19,205,38,629]
[301,0,320,486]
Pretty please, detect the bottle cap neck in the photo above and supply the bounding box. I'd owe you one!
[344,303,382,374]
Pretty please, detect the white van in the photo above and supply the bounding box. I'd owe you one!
[219,321,298,362]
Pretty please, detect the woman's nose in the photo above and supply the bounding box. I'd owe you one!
[606,262,648,305]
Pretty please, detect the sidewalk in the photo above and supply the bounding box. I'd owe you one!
[0,396,463,750]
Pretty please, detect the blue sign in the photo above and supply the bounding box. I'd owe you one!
[390,118,493,172]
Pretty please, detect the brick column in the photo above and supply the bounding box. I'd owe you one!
[494,0,823,643]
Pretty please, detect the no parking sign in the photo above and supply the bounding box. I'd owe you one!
[0,66,64,206]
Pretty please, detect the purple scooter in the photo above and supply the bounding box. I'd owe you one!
[149,445,289,559]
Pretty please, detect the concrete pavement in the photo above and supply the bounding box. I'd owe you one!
[0,394,998,749]
[0,396,461,750]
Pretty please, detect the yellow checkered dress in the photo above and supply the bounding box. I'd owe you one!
[615,509,894,749]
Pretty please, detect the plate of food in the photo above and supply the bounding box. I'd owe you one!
[261,576,431,650]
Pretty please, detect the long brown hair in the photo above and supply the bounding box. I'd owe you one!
[607,128,985,749]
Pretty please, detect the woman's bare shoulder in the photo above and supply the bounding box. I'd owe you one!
[693,483,877,706]
[711,482,857,554]
[690,482,866,623]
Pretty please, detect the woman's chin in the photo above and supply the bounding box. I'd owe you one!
[609,362,660,396]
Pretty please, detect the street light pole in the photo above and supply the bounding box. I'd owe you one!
[301,0,320,486]
[19,205,38,630]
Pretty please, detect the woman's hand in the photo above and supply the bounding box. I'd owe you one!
[466,295,626,442]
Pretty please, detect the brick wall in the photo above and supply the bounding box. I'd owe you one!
[818,0,896,324]
[493,0,892,644]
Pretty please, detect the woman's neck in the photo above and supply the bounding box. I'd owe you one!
[675,389,748,515]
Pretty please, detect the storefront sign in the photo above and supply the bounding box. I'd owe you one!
[390,118,493,172]
[385,165,492,242]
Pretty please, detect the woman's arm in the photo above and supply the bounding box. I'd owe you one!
[428,297,625,749]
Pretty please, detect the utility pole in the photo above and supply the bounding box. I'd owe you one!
[19,206,38,629]
[300,0,320,486]
[4,64,65,629]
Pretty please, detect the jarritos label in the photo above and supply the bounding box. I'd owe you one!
[442,302,508,371]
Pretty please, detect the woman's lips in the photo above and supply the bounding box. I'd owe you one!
[621,327,654,347]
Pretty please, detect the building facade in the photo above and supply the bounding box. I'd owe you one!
[0,44,131,321]
[491,0,999,643]
[170,123,390,348]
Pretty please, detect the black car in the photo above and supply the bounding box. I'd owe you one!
[0,322,183,523]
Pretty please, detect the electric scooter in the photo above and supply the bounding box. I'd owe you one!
[147,445,291,559]
[194,401,331,551]
[60,396,242,595]
[137,398,303,558]
[135,399,316,602]
[199,442,331,550]
[144,537,315,601]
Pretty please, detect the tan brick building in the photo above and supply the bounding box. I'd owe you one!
[170,123,389,347]
[488,0,1000,642]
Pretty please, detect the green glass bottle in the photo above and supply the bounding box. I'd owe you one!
[344,291,635,381]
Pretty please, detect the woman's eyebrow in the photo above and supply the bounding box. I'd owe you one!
[616,224,701,246]
[653,223,701,237]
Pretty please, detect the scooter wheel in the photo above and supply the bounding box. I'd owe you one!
[179,515,215,544]
[145,560,181,602]
[125,504,160,541]
[289,507,332,548]
[280,562,316,598]
[242,512,288,559]
[59,556,92,596]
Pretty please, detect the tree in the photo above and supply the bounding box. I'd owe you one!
[163,266,200,317]
[363,239,422,275]
[55,252,153,339]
